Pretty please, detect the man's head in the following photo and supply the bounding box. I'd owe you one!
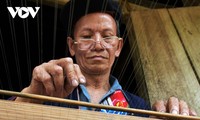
[67,12,123,75]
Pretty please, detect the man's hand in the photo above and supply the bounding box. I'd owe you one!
[15,57,86,103]
[152,97,197,116]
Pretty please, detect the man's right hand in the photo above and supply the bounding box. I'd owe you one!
[15,57,86,103]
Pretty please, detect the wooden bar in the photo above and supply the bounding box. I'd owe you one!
[28,0,69,7]
[181,0,200,6]
[0,100,158,120]
[127,7,200,115]
[124,0,172,9]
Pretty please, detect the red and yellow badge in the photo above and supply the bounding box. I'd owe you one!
[110,90,129,108]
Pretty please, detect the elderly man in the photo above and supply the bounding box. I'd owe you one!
[14,0,196,117]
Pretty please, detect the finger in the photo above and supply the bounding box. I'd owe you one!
[56,58,79,87]
[164,100,167,107]
[151,100,167,119]
[189,107,197,116]
[33,64,55,96]
[168,97,179,114]
[74,64,86,84]
[179,100,189,116]
[46,65,65,94]
[152,100,167,113]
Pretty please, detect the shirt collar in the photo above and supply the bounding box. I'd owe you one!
[79,75,122,103]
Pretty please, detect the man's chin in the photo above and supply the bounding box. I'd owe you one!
[88,65,109,74]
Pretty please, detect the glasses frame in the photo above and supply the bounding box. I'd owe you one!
[73,36,122,50]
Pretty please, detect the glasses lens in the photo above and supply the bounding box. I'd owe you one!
[78,39,93,50]
[102,36,118,48]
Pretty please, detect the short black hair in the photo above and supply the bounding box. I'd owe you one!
[60,0,122,37]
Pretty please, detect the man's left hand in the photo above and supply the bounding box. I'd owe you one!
[152,97,197,116]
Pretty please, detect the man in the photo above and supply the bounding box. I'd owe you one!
[14,0,197,117]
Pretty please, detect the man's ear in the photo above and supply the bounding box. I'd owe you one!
[115,38,123,57]
[67,37,75,56]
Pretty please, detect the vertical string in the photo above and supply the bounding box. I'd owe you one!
[122,0,183,98]
[36,0,40,64]
[0,29,13,93]
[39,0,43,63]
[111,0,128,74]
[6,0,22,90]
[22,0,32,81]
[53,0,58,59]
[190,0,196,6]
[19,0,32,88]
[122,0,159,89]
[67,0,75,37]
[182,0,189,7]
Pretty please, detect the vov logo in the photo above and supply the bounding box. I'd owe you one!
[7,7,40,19]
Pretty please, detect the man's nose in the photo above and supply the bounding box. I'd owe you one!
[92,37,105,50]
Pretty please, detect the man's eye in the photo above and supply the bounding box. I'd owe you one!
[103,35,111,38]
[82,36,92,39]
[103,36,112,40]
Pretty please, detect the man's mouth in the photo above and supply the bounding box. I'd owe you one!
[88,55,108,60]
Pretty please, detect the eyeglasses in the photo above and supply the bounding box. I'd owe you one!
[74,36,122,50]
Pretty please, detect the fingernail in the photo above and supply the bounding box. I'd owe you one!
[182,112,188,116]
[72,79,78,86]
[159,110,165,113]
[171,109,178,114]
[80,77,86,84]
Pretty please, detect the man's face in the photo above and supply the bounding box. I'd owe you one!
[68,13,123,75]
